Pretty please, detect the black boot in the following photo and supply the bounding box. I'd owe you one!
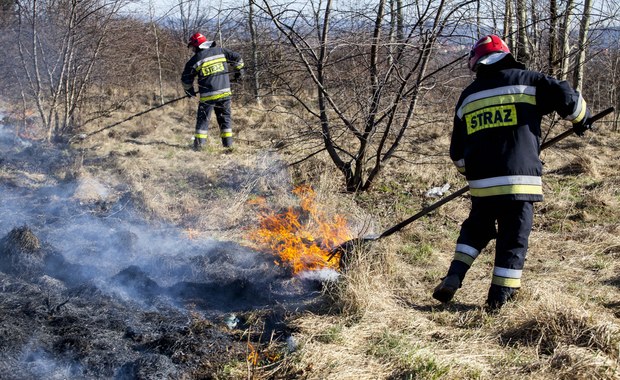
[193,137,206,151]
[432,274,462,303]
[486,285,519,311]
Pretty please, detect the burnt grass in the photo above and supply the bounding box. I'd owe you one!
[0,136,325,379]
[0,266,242,379]
[0,223,323,379]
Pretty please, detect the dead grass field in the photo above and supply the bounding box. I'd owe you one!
[68,93,620,379]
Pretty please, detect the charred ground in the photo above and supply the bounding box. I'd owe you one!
[0,122,329,379]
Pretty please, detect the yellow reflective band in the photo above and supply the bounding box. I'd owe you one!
[197,58,227,77]
[572,102,588,123]
[454,252,475,266]
[193,54,226,70]
[466,104,518,135]
[234,63,244,70]
[470,184,542,197]
[220,131,233,138]
[492,276,521,288]
[205,57,227,65]
[457,166,466,174]
[567,96,586,121]
[461,93,536,116]
[457,85,536,118]
[200,92,232,102]
[195,133,208,138]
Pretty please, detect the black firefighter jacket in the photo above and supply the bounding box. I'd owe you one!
[181,45,244,102]
[450,56,588,202]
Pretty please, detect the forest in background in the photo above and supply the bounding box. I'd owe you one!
[1,0,620,191]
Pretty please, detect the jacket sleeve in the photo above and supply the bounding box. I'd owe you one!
[224,48,245,72]
[536,75,588,125]
[181,60,196,91]
[450,110,467,176]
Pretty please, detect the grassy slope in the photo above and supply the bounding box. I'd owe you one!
[74,95,620,379]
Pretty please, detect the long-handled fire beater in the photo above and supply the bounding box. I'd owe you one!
[74,68,244,141]
[328,106,615,266]
[74,95,189,140]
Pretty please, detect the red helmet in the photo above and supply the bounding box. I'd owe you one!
[187,32,208,48]
[468,34,511,71]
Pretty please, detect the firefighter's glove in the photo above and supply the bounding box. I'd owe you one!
[572,108,592,137]
[233,71,242,83]
[184,88,196,97]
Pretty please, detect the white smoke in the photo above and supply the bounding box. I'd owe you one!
[19,344,82,379]
[298,268,340,282]
[0,114,328,316]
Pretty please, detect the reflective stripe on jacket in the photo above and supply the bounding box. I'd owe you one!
[450,57,587,202]
[181,46,244,102]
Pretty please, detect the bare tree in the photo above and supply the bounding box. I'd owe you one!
[15,0,128,141]
[388,0,404,65]
[548,0,559,75]
[175,0,206,38]
[149,0,165,104]
[573,0,592,91]
[504,0,515,51]
[559,0,575,80]
[248,0,260,102]
[259,0,476,192]
[515,0,531,64]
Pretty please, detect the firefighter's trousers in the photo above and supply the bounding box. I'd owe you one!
[447,198,534,292]
[195,98,233,148]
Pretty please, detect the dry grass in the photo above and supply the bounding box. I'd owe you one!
[497,298,618,356]
[67,93,620,379]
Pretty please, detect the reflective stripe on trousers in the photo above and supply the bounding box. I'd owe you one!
[195,97,233,147]
[448,197,534,289]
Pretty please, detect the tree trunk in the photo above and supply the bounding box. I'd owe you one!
[559,0,574,80]
[504,0,514,51]
[388,0,395,66]
[149,0,165,104]
[313,0,359,191]
[573,0,592,91]
[530,0,539,67]
[354,0,386,189]
[516,0,530,64]
[249,0,260,102]
[548,0,558,76]
[476,0,481,36]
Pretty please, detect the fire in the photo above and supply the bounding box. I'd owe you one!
[248,185,351,274]
[247,342,259,366]
[184,228,200,240]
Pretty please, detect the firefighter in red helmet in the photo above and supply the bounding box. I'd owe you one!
[432,34,593,310]
[182,32,244,150]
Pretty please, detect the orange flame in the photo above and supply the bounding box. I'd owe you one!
[247,342,259,366]
[184,228,200,240]
[248,185,351,274]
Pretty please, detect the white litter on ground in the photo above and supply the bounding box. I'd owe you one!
[425,183,451,198]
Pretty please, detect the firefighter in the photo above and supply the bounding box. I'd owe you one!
[182,32,244,151]
[432,34,592,310]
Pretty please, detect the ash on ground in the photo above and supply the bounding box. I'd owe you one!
[0,124,328,379]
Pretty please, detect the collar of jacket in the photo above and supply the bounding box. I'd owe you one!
[477,55,526,77]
